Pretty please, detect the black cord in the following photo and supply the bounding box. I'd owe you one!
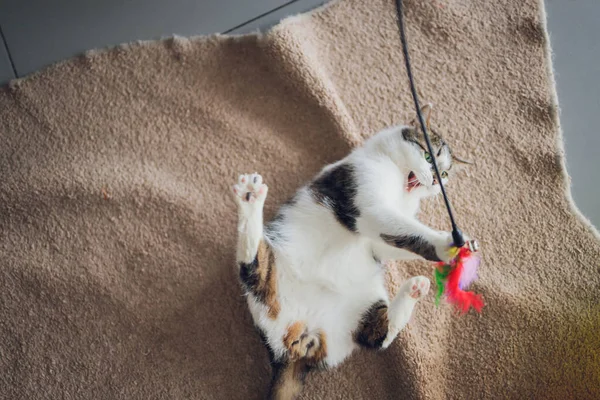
[395,0,465,248]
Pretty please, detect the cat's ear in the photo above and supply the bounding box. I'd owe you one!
[422,103,433,129]
[409,102,433,129]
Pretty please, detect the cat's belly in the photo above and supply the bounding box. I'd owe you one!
[248,247,389,367]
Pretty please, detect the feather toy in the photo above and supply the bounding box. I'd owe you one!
[434,241,484,313]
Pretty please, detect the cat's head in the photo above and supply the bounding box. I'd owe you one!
[400,104,471,197]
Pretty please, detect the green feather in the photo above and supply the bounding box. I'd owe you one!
[433,264,451,306]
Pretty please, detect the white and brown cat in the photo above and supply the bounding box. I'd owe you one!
[232,105,469,399]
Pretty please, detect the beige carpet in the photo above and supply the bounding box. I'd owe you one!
[1,0,599,399]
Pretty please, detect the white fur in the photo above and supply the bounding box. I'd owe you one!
[233,125,456,368]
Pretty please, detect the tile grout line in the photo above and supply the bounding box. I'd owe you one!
[0,23,18,78]
[222,0,302,34]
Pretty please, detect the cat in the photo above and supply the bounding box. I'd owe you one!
[231,104,469,400]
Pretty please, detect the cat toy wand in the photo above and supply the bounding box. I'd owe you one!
[395,0,484,314]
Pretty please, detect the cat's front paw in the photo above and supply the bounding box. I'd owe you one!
[232,173,268,207]
[434,232,473,262]
[434,232,454,262]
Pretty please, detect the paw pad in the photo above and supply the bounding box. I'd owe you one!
[403,276,430,300]
[232,173,268,205]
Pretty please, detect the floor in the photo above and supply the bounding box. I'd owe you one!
[0,0,597,229]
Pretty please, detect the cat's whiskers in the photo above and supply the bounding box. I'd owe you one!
[435,190,446,210]
[430,189,440,204]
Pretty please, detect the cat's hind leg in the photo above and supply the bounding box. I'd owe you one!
[355,276,430,349]
[232,173,280,319]
[282,321,327,365]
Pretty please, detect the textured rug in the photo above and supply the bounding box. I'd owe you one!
[1,0,598,399]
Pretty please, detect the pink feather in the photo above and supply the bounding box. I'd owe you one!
[458,252,480,290]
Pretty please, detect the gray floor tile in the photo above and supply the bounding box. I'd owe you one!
[0,28,15,83]
[229,0,327,34]
[0,0,292,78]
[545,0,599,228]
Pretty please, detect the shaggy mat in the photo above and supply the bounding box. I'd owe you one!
[1,0,598,399]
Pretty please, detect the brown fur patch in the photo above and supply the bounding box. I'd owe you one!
[402,126,446,151]
[239,240,280,319]
[354,300,389,349]
[255,241,280,319]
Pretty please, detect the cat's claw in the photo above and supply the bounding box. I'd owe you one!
[400,276,430,300]
[232,173,268,206]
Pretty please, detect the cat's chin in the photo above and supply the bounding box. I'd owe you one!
[407,180,442,198]
[426,185,442,197]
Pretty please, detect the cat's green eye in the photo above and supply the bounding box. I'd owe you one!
[441,171,448,179]
[424,152,433,164]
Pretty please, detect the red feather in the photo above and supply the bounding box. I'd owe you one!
[444,247,484,314]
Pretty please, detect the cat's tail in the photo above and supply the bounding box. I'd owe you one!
[267,360,309,400]
[232,173,281,318]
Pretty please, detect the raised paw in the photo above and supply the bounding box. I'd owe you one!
[434,232,454,263]
[400,276,430,300]
[283,322,324,362]
[232,173,268,206]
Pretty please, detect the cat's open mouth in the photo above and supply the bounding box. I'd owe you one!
[407,171,421,192]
